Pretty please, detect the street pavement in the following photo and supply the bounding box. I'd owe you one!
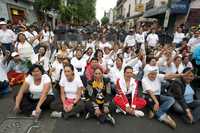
[0,88,199,133]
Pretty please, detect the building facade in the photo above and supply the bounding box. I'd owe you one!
[143,0,190,31]
[186,0,200,26]
[114,0,146,30]
[0,0,37,24]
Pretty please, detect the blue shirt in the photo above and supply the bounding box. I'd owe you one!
[184,84,194,104]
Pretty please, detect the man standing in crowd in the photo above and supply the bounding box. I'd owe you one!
[0,21,16,52]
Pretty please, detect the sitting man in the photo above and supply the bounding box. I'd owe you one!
[168,67,200,124]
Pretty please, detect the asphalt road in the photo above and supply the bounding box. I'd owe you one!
[0,88,199,133]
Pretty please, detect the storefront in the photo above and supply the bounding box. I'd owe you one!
[0,0,37,24]
[143,0,189,32]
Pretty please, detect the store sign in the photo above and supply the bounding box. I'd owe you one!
[145,0,155,11]
[171,0,189,14]
[135,4,145,12]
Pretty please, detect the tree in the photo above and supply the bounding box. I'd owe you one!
[34,0,61,12]
[34,0,96,24]
[101,16,109,25]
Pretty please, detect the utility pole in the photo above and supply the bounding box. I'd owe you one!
[164,0,172,30]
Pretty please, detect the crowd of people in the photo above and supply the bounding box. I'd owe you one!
[0,19,200,129]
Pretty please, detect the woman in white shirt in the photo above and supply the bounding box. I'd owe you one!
[71,48,87,77]
[40,24,54,44]
[51,64,85,119]
[39,24,54,56]
[15,33,35,60]
[14,64,54,118]
[31,46,49,72]
[166,56,184,74]
[114,66,146,117]
[24,25,40,52]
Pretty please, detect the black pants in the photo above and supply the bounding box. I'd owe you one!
[62,101,85,119]
[85,101,109,123]
[18,93,55,115]
[1,43,12,54]
[173,100,200,123]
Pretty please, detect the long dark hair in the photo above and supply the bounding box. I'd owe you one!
[28,64,45,75]
[94,49,103,58]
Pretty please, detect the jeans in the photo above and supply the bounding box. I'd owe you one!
[156,95,175,121]
[145,94,175,121]
[173,100,200,123]
[189,100,200,122]
[1,43,12,53]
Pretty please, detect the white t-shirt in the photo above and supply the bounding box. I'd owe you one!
[41,30,54,43]
[99,42,112,50]
[31,54,49,72]
[0,29,16,43]
[142,74,165,95]
[16,41,35,60]
[146,33,159,47]
[71,57,87,76]
[51,60,63,82]
[124,35,136,47]
[188,37,200,52]
[136,33,145,44]
[166,63,184,74]
[59,75,83,99]
[25,74,53,99]
[173,32,185,44]
[24,31,39,47]
[108,65,124,83]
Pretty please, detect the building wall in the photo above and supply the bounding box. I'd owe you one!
[123,0,146,18]
[186,0,200,26]
[154,0,168,7]
[0,0,37,24]
[190,0,200,9]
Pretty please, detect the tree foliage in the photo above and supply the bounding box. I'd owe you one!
[34,0,96,23]
[34,0,61,11]
[101,16,109,25]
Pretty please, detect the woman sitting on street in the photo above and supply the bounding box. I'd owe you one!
[113,66,146,117]
[14,64,54,118]
[51,64,85,119]
[85,68,115,125]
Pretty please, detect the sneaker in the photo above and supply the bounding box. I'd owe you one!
[85,112,90,120]
[50,111,62,118]
[115,107,126,115]
[31,110,41,119]
[106,114,115,126]
[134,110,144,117]
[162,115,176,129]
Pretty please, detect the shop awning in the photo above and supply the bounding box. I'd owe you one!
[143,5,168,18]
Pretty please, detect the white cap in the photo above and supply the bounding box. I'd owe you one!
[11,52,19,57]
[0,21,7,25]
